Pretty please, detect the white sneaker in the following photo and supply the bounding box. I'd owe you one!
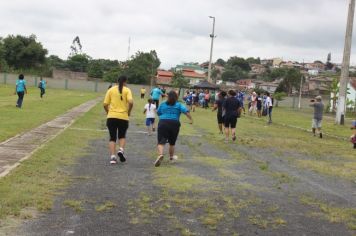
[170,155,178,161]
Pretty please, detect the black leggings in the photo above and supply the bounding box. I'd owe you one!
[157,120,180,145]
[107,118,129,142]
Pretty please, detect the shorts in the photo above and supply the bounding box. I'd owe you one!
[217,113,223,124]
[146,118,155,126]
[257,105,262,111]
[224,115,237,128]
[107,118,129,142]
[141,93,145,99]
[312,119,322,129]
[157,120,181,145]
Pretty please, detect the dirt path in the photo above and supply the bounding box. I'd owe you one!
[18,120,355,236]
[0,98,101,178]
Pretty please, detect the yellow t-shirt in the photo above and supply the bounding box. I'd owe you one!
[140,88,146,94]
[103,85,133,120]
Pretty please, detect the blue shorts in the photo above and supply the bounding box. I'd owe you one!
[146,118,155,126]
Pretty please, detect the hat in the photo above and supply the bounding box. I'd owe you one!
[315,95,322,100]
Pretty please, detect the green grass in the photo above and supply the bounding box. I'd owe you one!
[0,103,105,220]
[0,85,100,142]
[63,200,84,213]
[95,201,117,212]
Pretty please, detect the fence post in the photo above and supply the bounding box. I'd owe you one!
[94,80,98,92]
[34,77,38,87]
[65,79,68,90]
[292,96,296,109]
[4,73,7,84]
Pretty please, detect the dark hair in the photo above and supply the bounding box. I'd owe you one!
[167,90,178,106]
[220,91,227,98]
[117,75,128,100]
[228,90,236,97]
[148,98,153,110]
[19,74,24,80]
[266,92,270,96]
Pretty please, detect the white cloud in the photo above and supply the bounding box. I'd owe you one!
[0,0,353,68]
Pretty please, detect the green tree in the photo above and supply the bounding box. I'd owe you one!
[2,34,48,69]
[273,92,287,107]
[215,58,226,66]
[275,68,302,95]
[329,78,339,112]
[103,67,123,82]
[246,57,261,65]
[0,39,9,71]
[226,56,251,72]
[46,55,67,69]
[66,54,91,72]
[87,61,104,78]
[124,50,161,84]
[171,70,188,96]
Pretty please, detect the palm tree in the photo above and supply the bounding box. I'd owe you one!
[171,70,189,97]
[329,78,339,112]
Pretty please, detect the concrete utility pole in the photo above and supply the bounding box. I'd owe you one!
[207,16,216,83]
[298,75,303,109]
[336,0,355,124]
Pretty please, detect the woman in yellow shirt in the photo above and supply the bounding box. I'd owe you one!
[103,75,134,164]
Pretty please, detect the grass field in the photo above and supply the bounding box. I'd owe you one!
[0,90,355,234]
[0,85,100,142]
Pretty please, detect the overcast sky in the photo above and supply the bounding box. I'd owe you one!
[0,0,353,69]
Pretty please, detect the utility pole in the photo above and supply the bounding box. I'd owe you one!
[298,75,303,109]
[127,37,131,61]
[207,16,216,83]
[336,0,355,124]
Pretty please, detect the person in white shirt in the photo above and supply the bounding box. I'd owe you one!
[265,92,273,124]
[143,98,157,135]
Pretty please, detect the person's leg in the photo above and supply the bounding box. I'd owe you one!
[318,121,322,138]
[107,118,118,164]
[169,145,175,158]
[218,123,223,134]
[268,107,272,123]
[117,120,129,162]
[312,119,316,136]
[157,144,164,156]
[155,121,166,166]
[17,92,24,108]
[231,117,237,141]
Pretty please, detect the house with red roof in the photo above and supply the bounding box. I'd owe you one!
[155,68,206,86]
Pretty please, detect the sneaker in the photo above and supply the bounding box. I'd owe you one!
[224,139,229,143]
[154,155,164,167]
[169,155,178,161]
[117,149,126,162]
[319,133,323,139]
[232,135,236,141]
[110,156,117,165]
[152,127,156,132]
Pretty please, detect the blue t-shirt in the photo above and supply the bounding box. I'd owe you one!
[151,88,162,100]
[16,79,26,92]
[157,102,189,121]
[40,80,46,89]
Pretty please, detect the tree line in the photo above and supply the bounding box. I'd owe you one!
[0,34,161,84]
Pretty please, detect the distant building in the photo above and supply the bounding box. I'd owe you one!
[250,64,266,75]
[272,58,283,68]
[308,69,319,76]
[304,62,325,72]
[155,68,206,86]
[236,79,255,89]
[259,81,279,93]
[306,76,333,96]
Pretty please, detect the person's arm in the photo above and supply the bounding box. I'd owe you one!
[24,85,27,94]
[212,102,218,111]
[143,108,147,114]
[185,112,193,124]
[126,89,134,117]
[103,90,111,114]
[128,101,133,117]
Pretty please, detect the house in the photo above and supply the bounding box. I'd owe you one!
[306,76,333,96]
[261,59,273,66]
[236,79,255,89]
[250,64,266,75]
[308,69,319,76]
[155,68,206,86]
[272,58,283,68]
[304,62,325,72]
[259,82,279,93]
[280,61,304,69]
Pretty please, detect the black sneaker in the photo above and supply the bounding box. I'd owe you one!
[319,133,323,139]
[232,135,236,141]
[110,156,117,165]
[154,155,164,167]
[117,150,126,162]
[152,127,156,132]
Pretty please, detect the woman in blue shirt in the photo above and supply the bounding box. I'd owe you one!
[154,90,193,167]
[14,74,27,108]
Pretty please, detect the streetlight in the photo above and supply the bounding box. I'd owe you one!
[207,16,216,84]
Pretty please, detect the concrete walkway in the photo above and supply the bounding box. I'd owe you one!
[0,98,101,178]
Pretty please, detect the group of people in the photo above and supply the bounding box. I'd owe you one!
[104,78,192,167]
[14,74,46,108]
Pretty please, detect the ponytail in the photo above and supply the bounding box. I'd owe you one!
[117,75,128,100]
[148,98,153,111]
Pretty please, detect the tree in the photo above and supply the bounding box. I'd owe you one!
[246,57,261,65]
[0,39,9,71]
[329,78,339,112]
[124,50,161,84]
[2,34,48,69]
[273,92,287,107]
[66,54,91,72]
[46,55,67,69]
[275,68,302,95]
[103,67,124,82]
[87,60,104,78]
[215,58,226,66]
[171,70,188,96]
[70,36,82,56]
[226,56,251,72]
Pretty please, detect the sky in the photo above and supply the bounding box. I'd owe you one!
[0,0,353,69]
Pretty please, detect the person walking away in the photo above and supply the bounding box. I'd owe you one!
[103,75,134,165]
[310,96,324,138]
[237,91,246,115]
[143,98,156,136]
[222,90,242,142]
[256,92,262,117]
[265,92,273,124]
[192,91,198,112]
[204,90,210,109]
[151,86,163,107]
[140,87,146,99]
[154,91,193,167]
[212,91,227,134]
[14,74,27,108]
[38,77,46,98]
